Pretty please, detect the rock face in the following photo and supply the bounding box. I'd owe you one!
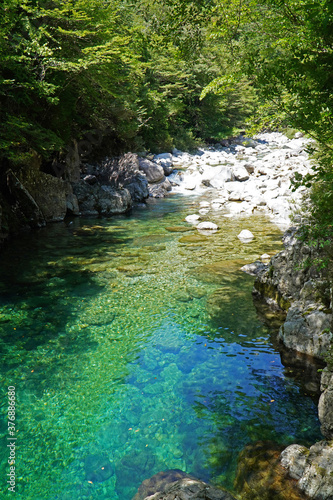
[253,227,332,359]
[21,170,72,221]
[73,182,132,216]
[6,169,46,227]
[132,469,237,500]
[318,367,333,439]
[252,226,333,499]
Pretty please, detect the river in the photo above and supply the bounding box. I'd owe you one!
[0,193,321,499]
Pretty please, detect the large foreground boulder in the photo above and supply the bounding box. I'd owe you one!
[132,469,237,500]
[281,441,333,500]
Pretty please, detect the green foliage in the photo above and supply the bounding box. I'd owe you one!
[0,0,257,166]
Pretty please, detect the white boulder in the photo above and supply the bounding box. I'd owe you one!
[237,229,254,242]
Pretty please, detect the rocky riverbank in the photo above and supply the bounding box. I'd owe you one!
[249,227,333,500]
[0,131,313,248]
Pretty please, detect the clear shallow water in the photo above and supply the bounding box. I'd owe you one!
[0,195,321,499]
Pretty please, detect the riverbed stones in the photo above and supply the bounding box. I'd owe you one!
[185,214,200,223]
[167,132,314,225]
[197,221,219,231]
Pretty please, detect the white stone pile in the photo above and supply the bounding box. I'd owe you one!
[165,132,313,226]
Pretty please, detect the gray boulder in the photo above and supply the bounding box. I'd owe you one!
[139,158,165,183]
[233,165,250,181]
[148,178,172,198]
[155,156,174,176]
[279,304,332,358]
[132,469,237,500]
[123,173,149,202]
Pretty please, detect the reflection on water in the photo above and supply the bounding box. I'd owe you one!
[0,195,321,499]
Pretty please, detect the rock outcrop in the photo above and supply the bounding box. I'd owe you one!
[0,151,151,246]
[132,469,237,500]
[80,152,149,211]
[73,182,132,216]
[253,227,332,359]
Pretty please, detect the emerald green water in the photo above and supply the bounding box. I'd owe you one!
[0,195,321,499]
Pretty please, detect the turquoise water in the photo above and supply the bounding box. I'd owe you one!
[0,195,322,499]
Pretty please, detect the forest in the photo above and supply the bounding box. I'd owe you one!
[0,0,333,242]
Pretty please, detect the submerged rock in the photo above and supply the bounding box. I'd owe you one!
[84,453,114,483]
[237,229,254,242]
[132,469,237,500]
[185,214,201,223]
[197,221,219,231]
[235,441,308,500]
